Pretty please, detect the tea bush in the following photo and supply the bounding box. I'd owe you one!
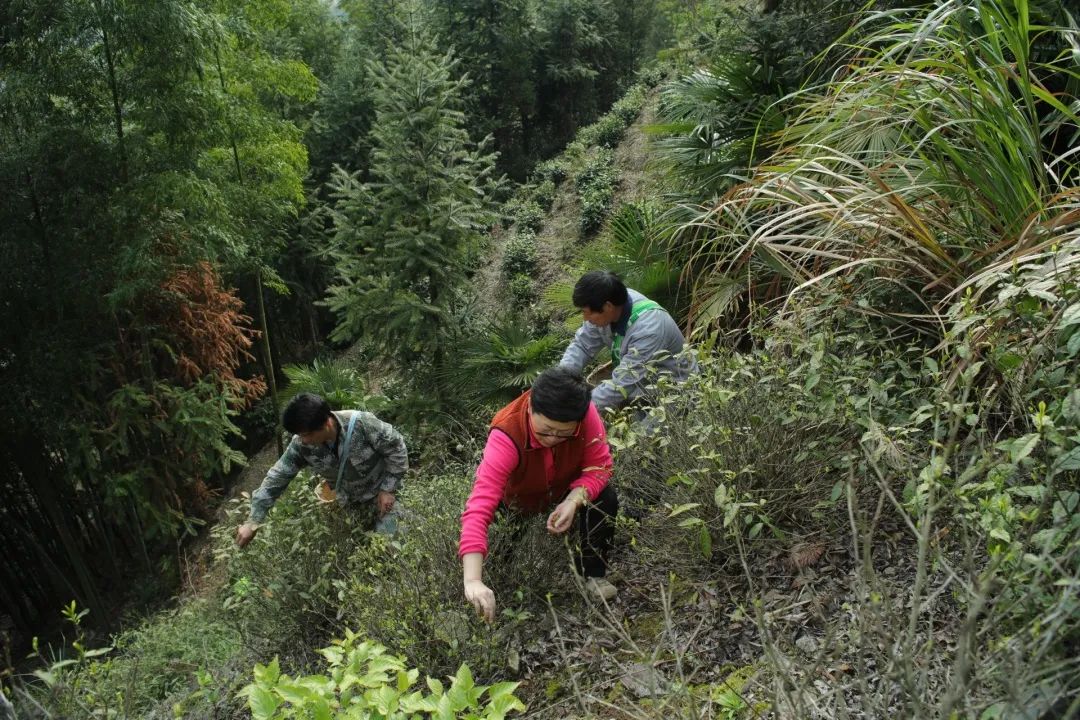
[511,200,545,233]
[239,631,525,719]
[575,150,618,236]
[578,113,626,149]
[337,468,572,682]
[507,274,535,306]
[532,179,557,210]
[501,232,538,278]
[532,158,569,186]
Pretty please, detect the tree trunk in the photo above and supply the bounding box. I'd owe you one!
[214,43,282,452]
[9,436,109,628]
[92,0,128,183]
[255,272,283,454]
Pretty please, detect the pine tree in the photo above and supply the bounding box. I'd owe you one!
[325,24,501,402]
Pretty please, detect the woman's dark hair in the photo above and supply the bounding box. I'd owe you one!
[282,393,333,434]
[571,270,629,312]
[530,367,592,422]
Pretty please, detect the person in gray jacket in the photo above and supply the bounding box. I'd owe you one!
[560,271,698,414]
[235,393,408,547]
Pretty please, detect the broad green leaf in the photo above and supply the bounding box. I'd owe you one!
[275,680,318,705]
[1054,447,1080,471]
[245,686,280,719]
[830,481,843,503]
[998,434,1040,464]
[698,525,713,559]
[669,502,701,517]
[253,658,281,687]
[318,647,345,666]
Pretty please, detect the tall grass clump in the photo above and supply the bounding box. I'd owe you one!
[679,0,1080,333]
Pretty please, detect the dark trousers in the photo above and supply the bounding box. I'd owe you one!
[493,485,619,578]
[578,484,619,577]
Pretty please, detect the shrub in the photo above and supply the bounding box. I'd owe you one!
[281,358,388,413]
[511,200,545,233]
[578,112,626,149]
[532,158,569,186]
[532,179,557,210]
[215,478,373,654]
[239,632,525,719]
[507,273,535,306]
[610,84,648,125]
[501,232,538,278]
[437,318,565,412]
[636,63,668,87]
[338,469,571,681]
[18,599,249,719]
[575,150,618,236]
[607,314,926,578]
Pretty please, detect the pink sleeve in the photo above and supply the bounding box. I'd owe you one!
[459,430,519,557]
[568,403,612,500]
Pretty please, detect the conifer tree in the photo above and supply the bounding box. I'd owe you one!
[325,23,500,401]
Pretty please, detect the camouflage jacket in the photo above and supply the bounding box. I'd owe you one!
[248,410,408,524]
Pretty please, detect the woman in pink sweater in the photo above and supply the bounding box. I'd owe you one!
[460,368,619,622]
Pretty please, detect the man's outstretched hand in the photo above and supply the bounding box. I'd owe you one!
[235,522,258,547]
[376,491,395,516]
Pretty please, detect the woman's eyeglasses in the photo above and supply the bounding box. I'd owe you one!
[532,423,580,440]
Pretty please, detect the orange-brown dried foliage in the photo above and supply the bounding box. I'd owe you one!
[159,261,267,407]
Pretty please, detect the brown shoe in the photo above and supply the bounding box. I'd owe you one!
[585,577,617,601]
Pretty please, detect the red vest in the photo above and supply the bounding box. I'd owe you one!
[490,390,587,514]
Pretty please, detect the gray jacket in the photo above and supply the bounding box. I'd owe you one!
[248,410,408,523]
[560,288,698,412]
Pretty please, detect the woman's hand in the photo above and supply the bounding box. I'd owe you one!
[547,489,586,535]
[464,579,496,623]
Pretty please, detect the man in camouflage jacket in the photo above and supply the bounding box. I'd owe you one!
[235,393,408,546]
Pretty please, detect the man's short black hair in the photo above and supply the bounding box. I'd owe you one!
[572,270,629,312]
[530,367,592,422]
[282,393,333,434]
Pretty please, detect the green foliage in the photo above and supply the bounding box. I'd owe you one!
[20,599,246,719]
[533,158,570,186]
[439,319,564,412]
[324,25,501,394]
[216,479,374,651]
[578,112,629,149]
[0,0,315,634]
[610,84,649,124]
[577,83,649,148]
[532,179,558,210]
[607,325,895,574]
[545,201,685,320]
[575,149,618,235]
[239,632,525,719]
[512,200,546,233]
[335,468,573,682]
[501,233,539,278]
[678,0,1080,332]
[507,274,537,306]
[282,359,388,413]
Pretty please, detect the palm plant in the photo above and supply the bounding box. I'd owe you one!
[439,319,565,413]
[545,201,688,322]
[649,56,789,200]
[678,0,1080,334]
[281,359,387,412]
[650,4,854,202]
